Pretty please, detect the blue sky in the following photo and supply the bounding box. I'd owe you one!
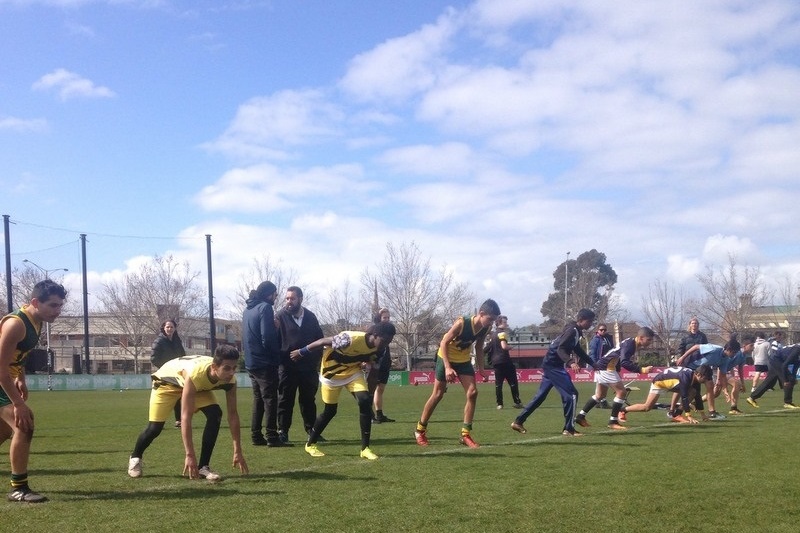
[2,0,800,326]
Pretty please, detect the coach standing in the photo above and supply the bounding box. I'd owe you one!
[275,286,324,444]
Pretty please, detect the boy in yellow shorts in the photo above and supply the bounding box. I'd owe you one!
[293,321,396,460]
[128,346,248,481]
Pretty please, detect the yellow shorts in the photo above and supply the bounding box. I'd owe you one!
[148,385,218,422]
[320,374,368,404]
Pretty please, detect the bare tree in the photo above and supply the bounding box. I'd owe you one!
[361,242,475,370]
[689,254,772,338]
[97,255,206,373]
[317,279,370,335]
[231,255,299,313]
[641,279,687,361]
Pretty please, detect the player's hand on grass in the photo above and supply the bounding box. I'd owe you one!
[233,453,249,475]
[183,454,199,479]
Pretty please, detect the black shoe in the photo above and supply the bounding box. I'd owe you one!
[377,414,395,423]
[252,436,269,446]
[372,417,382,424]
[278,431,289,444]
[7,487,47,503]
[267,439,293,447]
[308,429,326,442]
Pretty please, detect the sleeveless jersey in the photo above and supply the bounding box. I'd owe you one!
[0,305,42,379]
[152,355,236,392]
[438,315,490,364]
[320,331,377,381]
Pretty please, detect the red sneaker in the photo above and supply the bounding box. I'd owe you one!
[618,411,627,423]
[459,434,480,448]
[414,430,429,447]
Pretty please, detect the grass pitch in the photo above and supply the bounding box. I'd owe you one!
[2,381,799,532]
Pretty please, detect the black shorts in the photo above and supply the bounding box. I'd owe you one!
[754,364,769,372]
[373,355,391,384]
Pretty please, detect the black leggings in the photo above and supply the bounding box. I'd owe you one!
[308,391,372,449]
[131,404,222,467]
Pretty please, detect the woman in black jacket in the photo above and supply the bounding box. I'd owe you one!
[150,319,187,427]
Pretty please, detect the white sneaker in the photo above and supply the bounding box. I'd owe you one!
[198,466,221,482]
[128,457,143,478]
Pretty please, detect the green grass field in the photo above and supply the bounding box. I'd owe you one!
[2,381,799,532]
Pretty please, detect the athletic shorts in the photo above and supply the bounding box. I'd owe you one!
[648,384,668,395]
[0,386,11,407]
[595,370,622,385]
[754,364,768,372]
[435,357,475,382]
[148,385,218,422]
[319,373,368,404]
[372,354,391,384]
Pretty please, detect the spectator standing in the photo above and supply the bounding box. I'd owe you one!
[150,319,187,427]
[368,308,396,423]
[242,281,285,447]
[487,315,523,410]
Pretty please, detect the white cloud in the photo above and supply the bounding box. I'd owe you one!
[378,142,478,178]
[194,162,375,213]
[203,90,343,161]
[339,9,459,103]
[0,116,48,132]
[701,235,760,264]
[32,68,115,101]
[666,255,702,283]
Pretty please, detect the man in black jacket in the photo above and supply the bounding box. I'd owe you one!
[276,286,324,444]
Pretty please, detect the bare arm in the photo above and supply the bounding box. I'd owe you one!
[676,344,700,366]
[439,318,464,383]
[0,319,33,433]
[180,374,199,479]
[226,387,248,475]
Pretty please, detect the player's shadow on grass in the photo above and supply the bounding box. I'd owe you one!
[54,486,282,501]
[32,448,120,456]
[247,469,354,481]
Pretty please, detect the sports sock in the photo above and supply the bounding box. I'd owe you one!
[10,473,29,491]
[581,396,599,415]
[416,421,428,433]
[461,423,472,436]
[610,397,624,422]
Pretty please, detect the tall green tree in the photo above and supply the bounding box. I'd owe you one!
[540,249,618,328]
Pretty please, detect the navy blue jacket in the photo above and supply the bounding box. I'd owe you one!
[242,297,280,370]
[543,321,595,368]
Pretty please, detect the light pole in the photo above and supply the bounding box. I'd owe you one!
[564,251,570,322]
[23,259,68,391]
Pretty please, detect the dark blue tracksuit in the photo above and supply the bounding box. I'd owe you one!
[515,321,594,433]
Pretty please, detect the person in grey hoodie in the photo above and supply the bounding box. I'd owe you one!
[243,281,285,447]
[751,332,770,392]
